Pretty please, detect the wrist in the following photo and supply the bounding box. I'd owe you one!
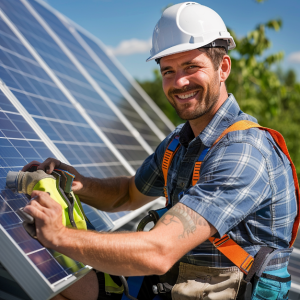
[47,226,68,250]
[73,175,90,195]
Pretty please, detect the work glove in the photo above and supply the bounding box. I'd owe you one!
[6,170,54,195]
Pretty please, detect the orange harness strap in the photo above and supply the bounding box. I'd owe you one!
[209,234,254,274]
[162,120,299,275]
[206,120,299,273]
[205,120,300,248]
[162,136,181,206]
[258,127,300,247]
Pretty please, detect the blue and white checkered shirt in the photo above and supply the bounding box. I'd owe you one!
[135,94,297,270]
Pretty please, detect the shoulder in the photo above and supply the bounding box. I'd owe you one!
[213,111,273,159]
[219,128,274,159]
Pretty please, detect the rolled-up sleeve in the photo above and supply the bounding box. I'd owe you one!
[180,142,271,237]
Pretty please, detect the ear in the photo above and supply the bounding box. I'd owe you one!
[219,55,231,82]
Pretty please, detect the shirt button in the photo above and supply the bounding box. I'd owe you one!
[180,182,185,187]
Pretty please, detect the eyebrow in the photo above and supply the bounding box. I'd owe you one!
[160,59,199,73]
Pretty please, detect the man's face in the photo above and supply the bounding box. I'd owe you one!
[160,49,221,121]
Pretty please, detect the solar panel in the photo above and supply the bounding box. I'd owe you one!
[26,0,171,147]
[0,86,117,299]
[0,0,168,298]
[0,0,151,170]
[75,29,175,137]
[0,0,168,224]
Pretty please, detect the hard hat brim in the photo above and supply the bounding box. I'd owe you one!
[146,37,236,62]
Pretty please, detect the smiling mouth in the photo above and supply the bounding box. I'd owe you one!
[175,91,198,101]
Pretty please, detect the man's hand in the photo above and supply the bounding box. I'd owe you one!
[21,159,156,212]
[22,158,85,193]
[23,190,66,248]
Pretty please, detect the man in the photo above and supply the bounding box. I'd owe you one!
[23,2,296,300]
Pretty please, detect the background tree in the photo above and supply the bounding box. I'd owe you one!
[138,18,300,178]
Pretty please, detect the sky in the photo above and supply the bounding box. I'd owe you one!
[45,0,300,82]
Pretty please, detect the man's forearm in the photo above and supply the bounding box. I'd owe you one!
[76,176,133,212]
[53,228,165,276]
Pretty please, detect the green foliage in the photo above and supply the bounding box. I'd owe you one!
[138,18,300,178]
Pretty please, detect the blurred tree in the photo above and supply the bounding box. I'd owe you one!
[138,18,300,177]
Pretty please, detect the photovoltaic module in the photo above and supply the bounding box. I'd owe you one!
[0,0,171,298]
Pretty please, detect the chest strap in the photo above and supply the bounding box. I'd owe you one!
[161,120,300,274]
[162,136,181,206]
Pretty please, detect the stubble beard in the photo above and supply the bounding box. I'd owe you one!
[167,74,221,121]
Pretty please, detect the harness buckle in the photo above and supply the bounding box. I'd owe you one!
[212,234,231,248]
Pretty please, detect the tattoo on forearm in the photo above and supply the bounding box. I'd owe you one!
[160,204,209,239]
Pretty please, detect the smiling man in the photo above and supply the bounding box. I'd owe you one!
[22,2,297,300]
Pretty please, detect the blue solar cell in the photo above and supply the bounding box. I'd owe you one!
[107,211,130,222]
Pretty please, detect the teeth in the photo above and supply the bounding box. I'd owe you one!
[177,92,197,99]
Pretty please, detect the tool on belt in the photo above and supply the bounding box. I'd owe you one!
[137,120,299,300]
[6,164,95,238]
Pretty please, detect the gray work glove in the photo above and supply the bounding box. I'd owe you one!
[6,170,55,195]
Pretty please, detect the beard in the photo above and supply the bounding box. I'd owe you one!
[167,73,220,121]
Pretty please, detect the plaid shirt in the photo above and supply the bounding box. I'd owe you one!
[135,94,297,270]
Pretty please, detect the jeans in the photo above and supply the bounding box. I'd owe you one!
[252,267,291,300]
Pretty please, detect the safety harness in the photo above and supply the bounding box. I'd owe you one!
[121,120,299,300]
[162,120,300,275]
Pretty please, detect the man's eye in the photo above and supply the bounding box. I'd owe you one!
[163,71,173,76]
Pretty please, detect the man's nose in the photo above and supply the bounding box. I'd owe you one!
[173,72,190,89]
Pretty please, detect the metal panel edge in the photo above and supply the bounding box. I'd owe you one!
[0,223,87,300]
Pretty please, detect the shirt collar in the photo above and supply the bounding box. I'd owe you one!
[179,94,241,148]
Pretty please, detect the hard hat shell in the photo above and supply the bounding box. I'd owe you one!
[147,2,236,62]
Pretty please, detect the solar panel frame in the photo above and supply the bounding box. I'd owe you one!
[0,79,164,299]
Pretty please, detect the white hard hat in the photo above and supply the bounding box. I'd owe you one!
[147,2,235,62]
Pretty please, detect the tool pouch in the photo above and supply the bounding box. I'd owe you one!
[170,263,243,300]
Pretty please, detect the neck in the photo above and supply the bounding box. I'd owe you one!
[189,89,228,137]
